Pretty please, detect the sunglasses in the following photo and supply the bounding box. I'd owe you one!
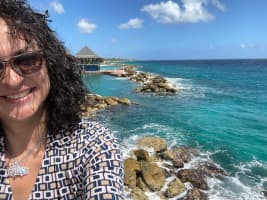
[0,51,43,81]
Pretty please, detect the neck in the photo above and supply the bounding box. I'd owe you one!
[2,109,47,157]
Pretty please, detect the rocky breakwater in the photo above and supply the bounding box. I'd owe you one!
[124,137,227,200]
[81,93,132,117]
[119,65,178,94]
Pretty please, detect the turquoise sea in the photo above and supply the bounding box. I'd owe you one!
[83,59,267,200]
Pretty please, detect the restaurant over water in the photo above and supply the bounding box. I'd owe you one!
[75,46,103,71]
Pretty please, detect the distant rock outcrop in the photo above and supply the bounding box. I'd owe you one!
[81,94,132,117]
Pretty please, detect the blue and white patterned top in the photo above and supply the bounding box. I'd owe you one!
[0,119,124,200]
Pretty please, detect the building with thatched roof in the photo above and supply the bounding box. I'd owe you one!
[76,46,103,71]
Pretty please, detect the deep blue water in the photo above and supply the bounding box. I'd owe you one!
[83,59,267,200]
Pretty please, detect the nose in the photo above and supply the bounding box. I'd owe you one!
[1,64,24,87]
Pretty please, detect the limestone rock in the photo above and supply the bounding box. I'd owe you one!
[161,149,184,168]
[173,147,192,163]
[165,178,186,198]
[198,162,228,177]
[125,171,137,189]
[186,188,207,200]
[117,97,131,105]
[131,187,148,200]
[134,149,151,161]
[105,97,118,106]
[136,177,150,192]
[177,169,208,190]
[140,161,165,191]
[137,137,167,152]
[124,158,140,188]
[161,149,175,161]
[172,159,184,168]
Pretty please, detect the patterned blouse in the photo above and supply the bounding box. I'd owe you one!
[0,119,124,200]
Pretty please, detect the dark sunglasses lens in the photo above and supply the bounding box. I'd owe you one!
[13,53,42,74]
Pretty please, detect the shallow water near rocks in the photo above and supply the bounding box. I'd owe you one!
[83,59,267,200]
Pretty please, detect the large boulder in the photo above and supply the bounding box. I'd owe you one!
[177,169,208,190]
[117,97,131,105]
[136,177,150,192]
[104,97,118,106]
[173,147,192,163]
[140,161,165,191]
[137,137,167,152]
[133,149,151,161]
[186,188,207,200]
[165,178,186,198]
[161,149,185,168]
[131,187,148,200]
[124,158,140,188]
[198,162,228,177]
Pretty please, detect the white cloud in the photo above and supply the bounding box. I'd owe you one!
[77,19,96,34]
[210,0,225,11]
[118,18,143,29]
[141,0,225,24]
[49,1,64,14]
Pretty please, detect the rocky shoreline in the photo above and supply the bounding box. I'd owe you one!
[81,93,132,117]
[124,137,227,200]
[100,64,178,94]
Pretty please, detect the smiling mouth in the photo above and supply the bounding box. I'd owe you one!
[5,89,34,100]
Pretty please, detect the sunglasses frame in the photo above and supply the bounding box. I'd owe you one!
[0,51,43,81]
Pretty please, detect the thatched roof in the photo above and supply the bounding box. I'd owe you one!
[76,46,100,58]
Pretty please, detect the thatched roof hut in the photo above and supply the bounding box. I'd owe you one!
[76,46,99,58]
[75,46,103,71]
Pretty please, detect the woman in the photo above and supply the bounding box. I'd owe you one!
[0,0,124,199]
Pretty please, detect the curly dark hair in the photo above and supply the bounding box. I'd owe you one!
[0,0,88,132]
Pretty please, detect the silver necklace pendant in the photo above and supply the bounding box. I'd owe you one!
[7,160,28,177]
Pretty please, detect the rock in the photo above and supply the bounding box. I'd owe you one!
[177,169,208,190]
[172,159,184,168]
[165,178,186,198]
[124,158,140,188]
[134,149,151,161]
[161,149,184,168]
[161,149,175,160]
[117,97,131,105]
[140,161,165,191]
[104,97,118,106]
[162,163,176,177]
[124,158,140,173]
[173,147,192,163]
[136,177,150,192]
[131,187,148,200]
[186,188,207,200]
[198,162,228,177]
[95,103,108,109]
[125,171,137,189]
[137,137,167,152]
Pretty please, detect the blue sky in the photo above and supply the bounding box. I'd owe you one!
[28,0,267,60]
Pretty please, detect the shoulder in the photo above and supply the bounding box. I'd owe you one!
[78,118,118,145]
[48,118,119,152]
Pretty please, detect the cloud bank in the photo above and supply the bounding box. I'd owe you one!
[142,0,225,24]
[77,19,96,34]
[118,18,143,29]
[49,1,64,14]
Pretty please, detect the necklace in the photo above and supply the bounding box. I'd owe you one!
[6,134,46,178]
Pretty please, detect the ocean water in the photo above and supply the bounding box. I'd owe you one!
[83,59,267,200]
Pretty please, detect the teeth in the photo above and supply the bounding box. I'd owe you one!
[6,90,31,99]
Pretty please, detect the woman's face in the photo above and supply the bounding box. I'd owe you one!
[0,18,51,123]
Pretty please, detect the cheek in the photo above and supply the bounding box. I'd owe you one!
[38,67,51,101]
